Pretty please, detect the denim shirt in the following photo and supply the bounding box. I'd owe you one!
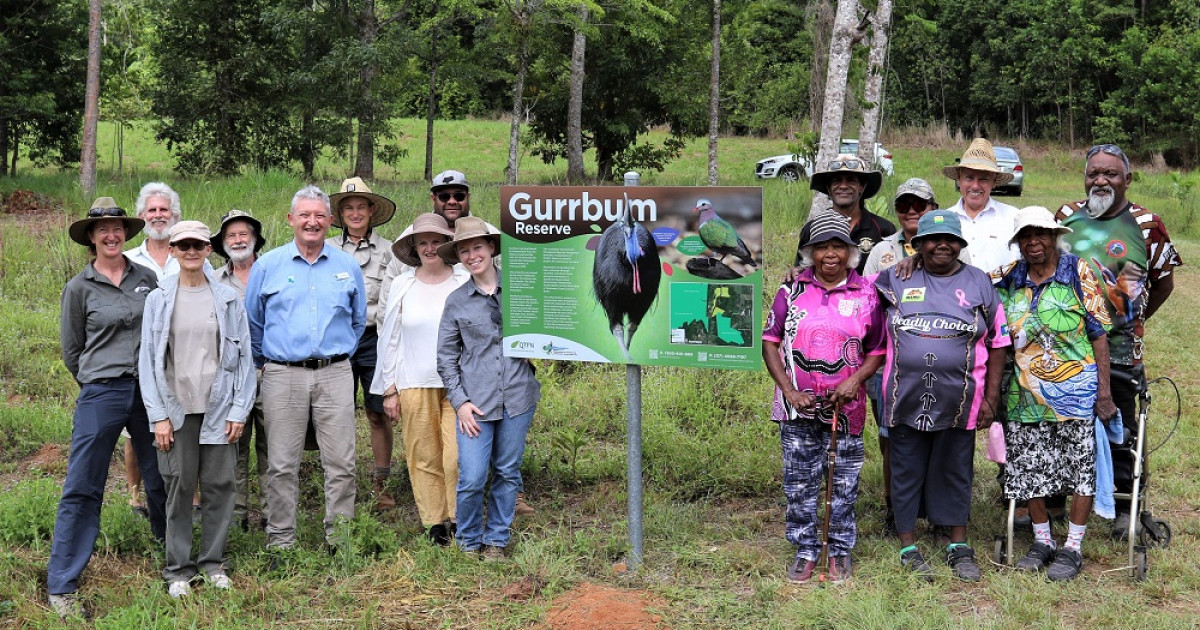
[139,275,256,444]
[436,272,540,421]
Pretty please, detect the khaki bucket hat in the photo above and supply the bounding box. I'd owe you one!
[436,216,500,265]
[392,213,454,267]
[942,138,1015,185]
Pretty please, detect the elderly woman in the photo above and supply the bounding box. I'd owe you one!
[863,179,971,536]
[875,210,1011,582]
[48,198,166,619]
[763,214,885,583]
[372,214,469,545]
[139,221,255,597]
[327,177,398,508]
[992,206,1116,581]
[437,217,541,559]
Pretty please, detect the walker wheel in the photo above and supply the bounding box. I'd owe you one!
[1141,516,1172,549]
[992,535,1007,565]
[1133,546,1148,582]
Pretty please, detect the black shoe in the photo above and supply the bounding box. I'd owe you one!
[946,545,981,582]
[900,548,934,583]
[1046,547,1083,582]
[1016,542,1055,572]
[427,523,452,547]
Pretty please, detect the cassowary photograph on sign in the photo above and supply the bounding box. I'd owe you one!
[500,186,763,370]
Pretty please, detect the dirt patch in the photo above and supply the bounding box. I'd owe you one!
[0,189,67,242]
[23,443,65,471]
[544,582,668,630]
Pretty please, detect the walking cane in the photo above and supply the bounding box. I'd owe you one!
[815,398,843,583]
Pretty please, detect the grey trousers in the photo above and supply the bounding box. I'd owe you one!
[156,414,237,582]
[261,361,357,548]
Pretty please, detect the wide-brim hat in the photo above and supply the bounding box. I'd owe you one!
[809,153,882,200]
[211,209,264,259]
[1009,206,1072,245]
[797,212,855,249]
[942,138,1015,186]
[68,197,145,246]
[912,210,967,247]
[393,213,454,267]
[437,216,500,264]
[330,177,396,228]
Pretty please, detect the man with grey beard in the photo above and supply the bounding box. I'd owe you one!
[1056,144,1183,539]
[212,210,269,530]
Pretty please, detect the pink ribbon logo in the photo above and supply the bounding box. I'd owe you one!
[955,289,970,307]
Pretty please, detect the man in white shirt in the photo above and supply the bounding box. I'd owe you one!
[941,139,1020,274]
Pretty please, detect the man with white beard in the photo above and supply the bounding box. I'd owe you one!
[212,210,269,530]
[1056,144,1183,539]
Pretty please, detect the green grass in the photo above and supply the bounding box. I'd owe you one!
[2,120,1199,627]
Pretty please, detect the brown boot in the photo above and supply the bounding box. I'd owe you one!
[514,492,535,516]
[372,473,396,510]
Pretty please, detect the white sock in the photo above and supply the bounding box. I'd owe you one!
[1032,521,1055,548]
[1065,522,1087,551]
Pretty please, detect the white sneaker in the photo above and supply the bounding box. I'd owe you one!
[209,573,233,590]
[168,580,191,599]
[48,593,86,618]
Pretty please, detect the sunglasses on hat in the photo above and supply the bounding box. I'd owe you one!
[828,159,862,170]
[87,207,127,218]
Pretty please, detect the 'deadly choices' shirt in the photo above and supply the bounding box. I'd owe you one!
[875,264,1010,431]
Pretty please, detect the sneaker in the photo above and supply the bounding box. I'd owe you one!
[481,545,506,562]
[828,555,853,583]
[48,593,86,619]
[1016,542,1055,572]
[946,545,981,582]
[1046,547,1084,582]
[514,492,535,516]
[209,573,232,590]
[900,548,935,583]
[786,554,817,583]
[168,580,191,599]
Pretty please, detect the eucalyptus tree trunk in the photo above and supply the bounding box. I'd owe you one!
[707,0,721,186]
[566,5,588,183]
[80,0,102,199]
[857,0,892,170]
[506,2,539,185]
[809,0,864,220]
[353,0,379,180]
[424,27,438,181]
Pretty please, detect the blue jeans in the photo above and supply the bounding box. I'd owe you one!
[47,379,166,594]
[455,406,535,550]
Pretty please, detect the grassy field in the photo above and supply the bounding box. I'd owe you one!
[1,120,1198,628]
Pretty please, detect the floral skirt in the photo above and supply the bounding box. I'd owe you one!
[1003,418,1096,501]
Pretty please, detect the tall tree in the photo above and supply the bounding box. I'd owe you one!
[566,4,588,183]
[857,0,892,169]
[80,0,101,198]
[707,0,720,185]
[810,0,866,218]
[502,0,550,185]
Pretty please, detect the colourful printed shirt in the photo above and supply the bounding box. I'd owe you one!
[875,265,1011,431]
[992,254,1111,424]
[1056,201,1182,366]
[762,269,885,435]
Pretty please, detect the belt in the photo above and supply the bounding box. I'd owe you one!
[267,354,349,369]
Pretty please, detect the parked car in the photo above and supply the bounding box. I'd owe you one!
[754,139,895,181]
[993,145,1024,196]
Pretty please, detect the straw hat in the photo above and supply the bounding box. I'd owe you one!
[329,177,396,228]
[809,153,882,200]
[436,216,500,264]
[392,213,454,267]
[942,138,1015,185]
[211,209,264,259]
[68,197,146,246]
[1008,206,1072,245]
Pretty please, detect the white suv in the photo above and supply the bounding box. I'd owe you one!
[755,139,895,181]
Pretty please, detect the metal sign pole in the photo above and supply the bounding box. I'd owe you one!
[623,171,644,570]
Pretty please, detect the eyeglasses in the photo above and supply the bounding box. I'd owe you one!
[171,240,210,252]
[827,159,862,170]
[87,207,127,218]
[1086,143,1130,171]
[895,198,931,215]
[436,192,467,202]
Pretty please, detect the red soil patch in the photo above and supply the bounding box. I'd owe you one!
[544,582,668,630]
[24,443,64,470]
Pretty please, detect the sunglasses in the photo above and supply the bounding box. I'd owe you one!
[87,207,127,218]
[171,240,210,252]
[436,191,467,202]
[827,159,862,170]
[895,198,931,215]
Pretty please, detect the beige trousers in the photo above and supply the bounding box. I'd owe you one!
[399,388,458,526]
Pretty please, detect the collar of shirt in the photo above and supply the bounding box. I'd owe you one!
[1006,253,1079,289]
[285,239,331,263]
[949,197,1004,219]
[464,269,502,296]
[83,256,138,286]
[796,267,865,292]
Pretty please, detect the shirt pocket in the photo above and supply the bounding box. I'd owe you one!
[458,319,498,349]
[322,273,357,314]
[220,334,243,372]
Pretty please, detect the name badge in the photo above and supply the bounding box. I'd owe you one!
[335,272,350,280]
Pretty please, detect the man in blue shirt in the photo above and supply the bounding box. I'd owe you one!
[246,186,367,551]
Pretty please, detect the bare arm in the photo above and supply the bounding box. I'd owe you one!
[1091,334,1118,420]
[1144,274,1174,320]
